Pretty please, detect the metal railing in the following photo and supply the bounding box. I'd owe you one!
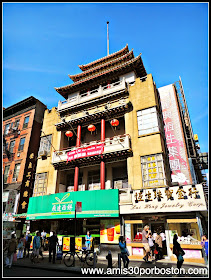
[58,78,127,111]
[52,134,131,164]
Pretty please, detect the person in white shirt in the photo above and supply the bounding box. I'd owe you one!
[160,230,167,255]
[148,233,155,260]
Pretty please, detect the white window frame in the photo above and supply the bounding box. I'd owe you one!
[13,163,21,179]
[141,153,166,187]
[33,173,48,197]
[137,107,161,136]
[4,123,11,135]
[18,137,25,151]
[38,135,52,156]
[9,140,16,153]
[23,116,30,129]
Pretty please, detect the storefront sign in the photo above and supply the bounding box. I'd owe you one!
[183,249,202,259]
[67,144,104,161]
[100,219,121,244]
[120,184,207,214]
[26,189,119,220]
[158,85,192,185]
[62,237,70,251]
[75,237,82,250]
[5,190,18,214]
[3,191,9,203]
[125,224,132,242]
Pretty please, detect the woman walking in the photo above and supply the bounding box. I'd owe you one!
[173,234,185,269]
[119,236,130,268]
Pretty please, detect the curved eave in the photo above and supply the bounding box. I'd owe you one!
[78,44,129,71]
[55,55,147,99]
[68,50,134,82]
[56,101,132,130]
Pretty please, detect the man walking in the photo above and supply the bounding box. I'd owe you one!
[49,231,58,264]
[24,231,32,258]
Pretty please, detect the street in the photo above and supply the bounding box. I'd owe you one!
[3,266,81,277]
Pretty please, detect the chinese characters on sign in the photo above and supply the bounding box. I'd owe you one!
[120,184,207,214]
[20,153,35,212]
[67,144,104,162]
[158,85,192,185]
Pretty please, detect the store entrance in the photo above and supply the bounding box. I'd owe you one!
[149,222,167,256]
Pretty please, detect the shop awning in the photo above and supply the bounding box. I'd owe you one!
[3,184,21,191]
[26,189,119,220]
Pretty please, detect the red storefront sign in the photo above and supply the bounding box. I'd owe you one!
[67,143,104,161]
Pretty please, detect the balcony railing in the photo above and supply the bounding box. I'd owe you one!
[58,78,127,111]
[52,134,131,164]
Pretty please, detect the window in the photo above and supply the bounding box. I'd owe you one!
[18,138,25,151]
[9,140,15,153]
[38,135,52,156]
[4,123,11,135]
[14,119,20,129]
[137,107,161,136]
[141,154,166,187]
[23,116,30,129]
[4,166,10,183]
[88,170,100,190]
[13,163,21,180]
[33,173,48,197]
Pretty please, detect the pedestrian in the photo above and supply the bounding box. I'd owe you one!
[5,233,17,268]
[148,233,155,260]
[85,231,93,250]
[41,229,47,248]
[17,234,25,259]
[49,231,58,264]
[142,225,151,263]
[160,229,167,256]
[155,231,163,260]
[119,236,129,268]
[31,232,41,263]
[201,235,209,260]
[173,234,185,269]
[24,231,32,258]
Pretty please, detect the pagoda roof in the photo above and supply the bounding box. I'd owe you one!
[78,44,129,71]
[68,49,134,83]
[55,54,147,99]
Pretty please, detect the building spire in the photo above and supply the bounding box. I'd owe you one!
[107,21,109,56]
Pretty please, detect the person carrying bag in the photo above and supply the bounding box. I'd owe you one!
[173,234,185,269]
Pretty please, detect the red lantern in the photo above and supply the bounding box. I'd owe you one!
[88,124,96,134]
[111,119,119,130]
[111,119,119,127]
[65,131,73,138]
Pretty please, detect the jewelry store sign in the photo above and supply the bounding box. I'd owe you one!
[120,184,207,214]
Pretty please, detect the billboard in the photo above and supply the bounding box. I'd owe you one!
[158,84,192,185]
[100,219,121,244]
[26,189,119,220]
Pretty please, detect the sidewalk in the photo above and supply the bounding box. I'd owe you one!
[10,252,208,277]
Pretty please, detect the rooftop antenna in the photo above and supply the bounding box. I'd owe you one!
[107,21,109,56]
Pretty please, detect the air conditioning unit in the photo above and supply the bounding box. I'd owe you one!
[114,180,123,189]
[17,152,20,157]
[12,178,17,183]
[39,150,47,157]
[13,127,18,131]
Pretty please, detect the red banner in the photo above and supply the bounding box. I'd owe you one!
[67,143,104,162]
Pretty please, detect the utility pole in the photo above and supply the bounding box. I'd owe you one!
[107,21,109,56]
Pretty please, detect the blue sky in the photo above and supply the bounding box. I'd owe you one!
[3,2,208,153]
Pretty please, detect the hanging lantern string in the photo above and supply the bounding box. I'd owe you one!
[104,112,124,148]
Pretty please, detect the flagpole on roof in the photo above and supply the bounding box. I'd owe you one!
[107,21,109,56]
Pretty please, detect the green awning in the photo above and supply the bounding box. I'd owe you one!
[26,189,119,220]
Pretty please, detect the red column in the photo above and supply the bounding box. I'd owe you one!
[74,125,81,191]
[100,119,105,190]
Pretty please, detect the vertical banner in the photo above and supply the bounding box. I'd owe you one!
[62,237,70,251]
[75,237,82,250]
[158,85,192,185]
